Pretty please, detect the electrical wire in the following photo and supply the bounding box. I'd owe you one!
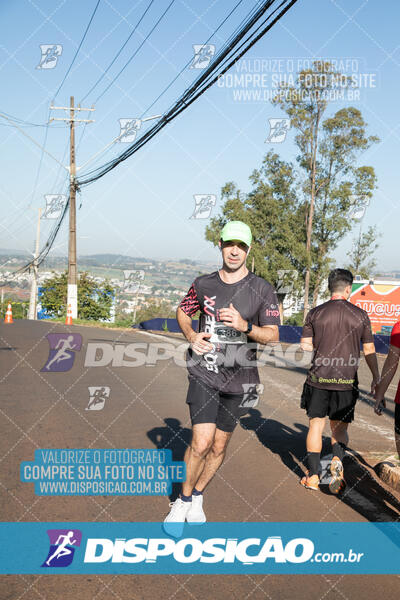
[93,0,176,104]
[12,0,299,275]
[52,0,102,100]
[4,3,101,276]
[80,0,156,103]
[75,0,252,178]
[141,0,259,119]
[77,0,298,187]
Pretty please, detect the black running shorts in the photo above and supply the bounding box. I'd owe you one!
[300,382,358,423]
[186,377,251,432]
[395,404,400,436]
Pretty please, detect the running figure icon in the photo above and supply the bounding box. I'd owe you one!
[45,336,77,371]
[41,333,82,373]
[45,531,76,566]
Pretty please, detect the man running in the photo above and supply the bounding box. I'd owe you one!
[374,320,400,458]
[300,268,379,494]
[164,221,280,529]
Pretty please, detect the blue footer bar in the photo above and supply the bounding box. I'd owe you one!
[0,522,399,574]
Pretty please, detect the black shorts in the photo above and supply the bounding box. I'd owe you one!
[300,382,358,423]
[395,404,400,436]
[186,377,251,433]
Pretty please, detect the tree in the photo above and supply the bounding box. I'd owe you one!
[133,299,176,325]
[40,271,114,320]
[205,151,305,315]
[272,61,378,317]
[346,225,380,278]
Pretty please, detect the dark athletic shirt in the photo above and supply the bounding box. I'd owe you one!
[179,270,280,393]
[302,299,374,391]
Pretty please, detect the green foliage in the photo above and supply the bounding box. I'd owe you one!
[162,319,169,332]
[346,225,381,278]
[206,63,379,314]
[205,151,305,307]
[0,300,28,320]
[272,61,378,308]
[284,311,304,327]
[40,271,114,321]
[132,300,176,325]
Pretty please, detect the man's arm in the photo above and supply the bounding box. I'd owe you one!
[374,344,400,414]
[363,342,379,394]
[218,303,279,344]
[247,324,279,345]
[300,336,313,352]
[176,306,196,344]
[176,307,213,355]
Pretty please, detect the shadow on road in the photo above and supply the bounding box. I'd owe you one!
[357,387,395,418]
[147,418,191,501]
[240,408,400,522]
[240,409,308,478]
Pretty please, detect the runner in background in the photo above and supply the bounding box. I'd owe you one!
[374,320,400,458]
[300,268,379,494]
[164,221,280,533]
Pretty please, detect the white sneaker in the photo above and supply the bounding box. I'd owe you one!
[186,494,206,524]
[163,498,192,537]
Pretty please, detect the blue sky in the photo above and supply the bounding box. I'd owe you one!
[0,0,399,272]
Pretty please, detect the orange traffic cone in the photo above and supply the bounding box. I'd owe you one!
[4,303,13,324]
[65,304,73,325]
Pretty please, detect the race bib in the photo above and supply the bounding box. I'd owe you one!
[209,321,247,344]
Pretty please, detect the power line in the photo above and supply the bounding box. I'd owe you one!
[5,3,101,280]
[93,0,176,104]
[140,0,247,119]
[0,110,66,127]
[53,0,102,101]
[80,0,156,103]
[13,0,299,276]
[75,0,251,178]
[77,0,298,187]
[0,112,68,171]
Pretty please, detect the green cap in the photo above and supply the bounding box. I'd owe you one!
[220,221,252,247]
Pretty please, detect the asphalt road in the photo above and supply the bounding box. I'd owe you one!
[1,320,399,599]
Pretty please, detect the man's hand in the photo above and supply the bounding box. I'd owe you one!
[374,395,386,416]
[219,303,247,332]
[190,332,214,355]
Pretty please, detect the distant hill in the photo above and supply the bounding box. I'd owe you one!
[0,250,218,270]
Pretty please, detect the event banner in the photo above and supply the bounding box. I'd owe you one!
[0,522,399,574]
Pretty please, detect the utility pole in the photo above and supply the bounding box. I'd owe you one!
[49,97,94,318]
[28,207,42,320]
[68,96,77,318]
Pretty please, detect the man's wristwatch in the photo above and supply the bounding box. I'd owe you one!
[245,321,253,334]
